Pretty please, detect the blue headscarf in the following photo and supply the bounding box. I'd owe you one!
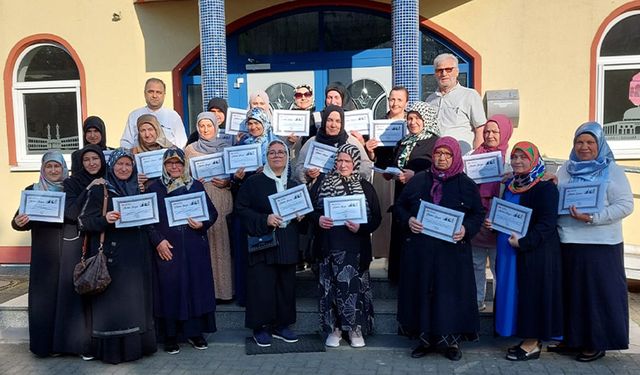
[34,150,69,191]
[106,148,139,196]
[240,107,276,161]
[565,122,614,183]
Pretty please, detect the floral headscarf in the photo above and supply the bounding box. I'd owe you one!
[397,101,439,169]
[430,136,463,204]
[161,148,194,194]
[106,148,139,197]
[565,122,614,183]
[507,141,545,194]
[240,107,276,161]
[34,150,68,191]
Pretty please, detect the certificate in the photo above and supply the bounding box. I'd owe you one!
[303,141,337,173]
[164,191,209,227]
[558,181,606,215]
[373,166,402,176]
[370,119,405,146]
[134,149,165,178]
[268,184,314,221]
[112,193,159,228]
[272,110,310,136]
[189,152,227,180]
[323,194,368,226]
[223,143,262,174]
[19,190,65,223]
[217,128,236,144]
[462,151,504,184]
[312,111,322,124]
[416,200,465,243]
[225,107,247,135]
[488,197,532,238]
[344,109,372,135]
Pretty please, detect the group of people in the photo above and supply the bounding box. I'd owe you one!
[12,53,634,364]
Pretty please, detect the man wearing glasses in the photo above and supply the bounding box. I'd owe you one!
[425,53,487,154]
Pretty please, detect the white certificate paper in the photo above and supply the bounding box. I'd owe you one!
[344,109,373,135]
[303,141,337,173]
[268,184,314,221]
[272,110,310,136]
[164,191,209,227]
[225,107,247,135]
[416,200,464,243]
[189,152,227,180]
[323,194,368,226]
[558,181,606,215]
[370,119,405,146]
[112,193,159,228]
[223,143,262,174]
[373,166,402,177]
[134,149,166,178]
[462,151,504,184]
[488,197,532,238]
[19,190,66,223]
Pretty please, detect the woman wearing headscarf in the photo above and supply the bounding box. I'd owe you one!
[554,123,633,362]
[185,112,234,302]
[133,114,174,192]
[12,151,69,357]
[147,148,218,354]
[384,101,440,283]
[235,140,302,347]
[488,142,562,361]
[71,116,111,175]
[78,148,156,364]
[248,90,273,118]
[324,82,357,111]
[470,115,514,311]
[186,97,229,146]
[395,137,484,361]
[309,144,381,348]
[295,105,373,185]
[59,144,107,358]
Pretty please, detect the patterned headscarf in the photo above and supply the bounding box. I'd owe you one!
[161,148,194,194]
[240,107,276,161]
[472,114,514,200]
[565,122,614,183]
[106,148,139,197]
[34,150,68,191]
[291,84,315,110]
[430,136,464,204]
[136,114,174,152]
[397,101,439,169]
[192,111,229,154]
[315,105,349,147]
[507,141,545,194]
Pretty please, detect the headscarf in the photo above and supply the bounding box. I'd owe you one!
[207,97,229,127]
[248,91,272,117]
[161,148,194,194]
[315,105,349,147]
[471,114,514,201]
[67,144,107,191]
[325,82,356,111]
[507,141,546,194]
[135,114,174,153]
[396,101,439,169]
[263,140,291,227]
[33,150,68,191]
[240,107,276,161]
[82,116,107,149]
[430,136,464,204]
[192,112,229,154]
[565,122,614,183]
[106,148,139,197]
[291,84,315,111]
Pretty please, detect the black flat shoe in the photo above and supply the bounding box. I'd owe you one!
[444,346,462,361]
[410,344,433,358]
[506,342,541,361]
[576,350,605,362]
[547,342,578,354]
[507,340,524,355]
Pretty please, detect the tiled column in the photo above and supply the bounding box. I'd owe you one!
[199,0,228,106]
[392,0,420,102]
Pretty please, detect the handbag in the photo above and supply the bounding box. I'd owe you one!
[247,231,278,253]
[73,185,112,295]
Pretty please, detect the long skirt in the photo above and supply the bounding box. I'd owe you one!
[204,185,233,301]
[319,251,374,334]
[494,232,518,336]
[245,262,296,330]
[562,242,629,351]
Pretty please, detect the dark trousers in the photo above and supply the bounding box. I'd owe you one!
[245,262,296,330]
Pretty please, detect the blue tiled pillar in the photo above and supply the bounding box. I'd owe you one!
[392,0,420,102]
[199,0,228,107]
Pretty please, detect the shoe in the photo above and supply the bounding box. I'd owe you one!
[547,342,577,354]
[478,302,486,312]
[411,343,433,358]
[188,336,208,350]
[272,326,299,343]
[506,342,541,361]
[507,340,524,355]
[445,346,462,361]
[80,354,94,361]
[349,329,365,348]
[576,350,605,362]
[325,328,342,348]
[253,329,272,347]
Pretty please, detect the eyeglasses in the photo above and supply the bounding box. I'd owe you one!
[268,150,287,156]
[433,151,453,159]
[435,67,456,74]
[294,92,313,99]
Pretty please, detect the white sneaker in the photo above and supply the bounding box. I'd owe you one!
[349,329,366,348]
[325,328,342,348]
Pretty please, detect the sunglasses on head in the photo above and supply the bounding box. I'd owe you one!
[294,91,313,99]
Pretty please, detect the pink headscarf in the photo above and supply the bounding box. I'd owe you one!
[248,91,272,117]
[430,136,463,204]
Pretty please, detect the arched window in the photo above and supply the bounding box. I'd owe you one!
[11,42,82,169]
[596,11,640,159]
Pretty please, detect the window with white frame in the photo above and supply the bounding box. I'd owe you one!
[596,11,640,159]
[12,43,82,169]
